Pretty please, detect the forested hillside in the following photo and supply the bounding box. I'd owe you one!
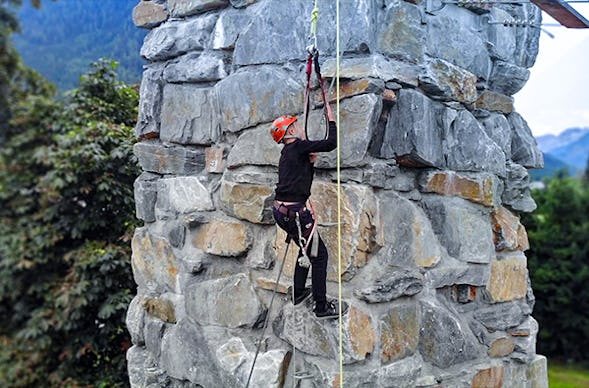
[12,0,146,91]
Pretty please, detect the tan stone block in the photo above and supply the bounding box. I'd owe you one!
[472,365,504,388]
[131,229,179,291]
[475,90,514,113]
[220,180,273,224]
[274,227,298,279]
[314,78,385,105]
[349,306,376,359]
[205,146,224,173]
[142,297,176,323]
[412,217,441,268]
[192,219,251,256]
[487,254,527,302]
[488,337,515,357]
[380,303,420,364]
[133,1,168,29]
[255,277,289,295]
[424,171,495,207]
[311,182,382,281]
[517,224,530,251]
[492,206,520,251]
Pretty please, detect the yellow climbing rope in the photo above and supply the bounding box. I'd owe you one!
[310,0,319,47]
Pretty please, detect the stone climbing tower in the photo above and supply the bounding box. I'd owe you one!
[127,0,548,387]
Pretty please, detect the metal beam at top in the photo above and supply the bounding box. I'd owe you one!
[531,0,589,27]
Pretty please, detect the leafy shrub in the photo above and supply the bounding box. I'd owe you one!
[0,58,139,387]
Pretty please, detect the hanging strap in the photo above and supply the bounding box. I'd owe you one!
[303,48,330,142]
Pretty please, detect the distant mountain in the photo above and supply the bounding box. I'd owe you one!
[533,128,589,180]
[11,0,146,92]
[549,131,589,170]
[536,128,589,153]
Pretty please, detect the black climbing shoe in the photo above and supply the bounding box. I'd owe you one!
[313,300,340,320]
[293,287,312,306]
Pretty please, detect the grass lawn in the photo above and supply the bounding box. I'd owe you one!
[549,362,589,388]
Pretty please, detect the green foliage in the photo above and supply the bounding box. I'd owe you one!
[522,177,589,362]
[0,57,139,387]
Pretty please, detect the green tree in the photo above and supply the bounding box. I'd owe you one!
[0,58,139,386]
[522,176,589,362]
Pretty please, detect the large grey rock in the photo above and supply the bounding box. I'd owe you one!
[163,51,230,83]
[233,0,307,65]
[273,301,372,364]
[126,295,146,346]
[473,301,531,331]
[234,1,380,65]
[419,300,480,368]
[355,269,424,303]
[444,110,506,176]
[211,6,253,50]
[489,61,530,96]
[419,57,478,103]
[168,0,229,17]
[215,66,305,133]
[381,89,445,167]
[159,319,227,386]
[426,13,491,79]
[134,141,206,175]
[141,15,218,61]
[375,190,442,268]
[508,112,543,168]
[185,273,265,328]
[479,112,512,158]
[323,55,420,87]
[378,0,426,63]
[502,161,537,213]
[155,176,214,215]
[216,337,289,388]
[135,64,164,139]
[134,172,159,223]
[510,316,539,363]
[127,346,151,388]
[377,355,422,388]
[226,124,281,168]
[512,4,542,68]
[421,196,494,264]
[144,315,166,358]
[219,177,275,224]
[426,259,490,289]
[161,84,220,145]
[486,8,518,62]
[311,94,382,168]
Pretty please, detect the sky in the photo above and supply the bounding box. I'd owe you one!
[514,4,589,137]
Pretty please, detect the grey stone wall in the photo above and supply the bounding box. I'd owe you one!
[128,0,548,387]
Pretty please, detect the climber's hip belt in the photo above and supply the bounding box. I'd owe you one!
[273,201,306,218]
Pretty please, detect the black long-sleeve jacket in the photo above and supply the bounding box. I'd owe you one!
[274,121,337,203]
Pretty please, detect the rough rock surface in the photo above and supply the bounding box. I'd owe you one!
[128,0,547,386]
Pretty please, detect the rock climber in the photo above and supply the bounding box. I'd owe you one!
[270,102,339,320]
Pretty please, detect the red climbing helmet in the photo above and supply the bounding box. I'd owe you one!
[270,115,297,143]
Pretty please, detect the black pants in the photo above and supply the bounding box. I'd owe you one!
[273,203,328,304]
